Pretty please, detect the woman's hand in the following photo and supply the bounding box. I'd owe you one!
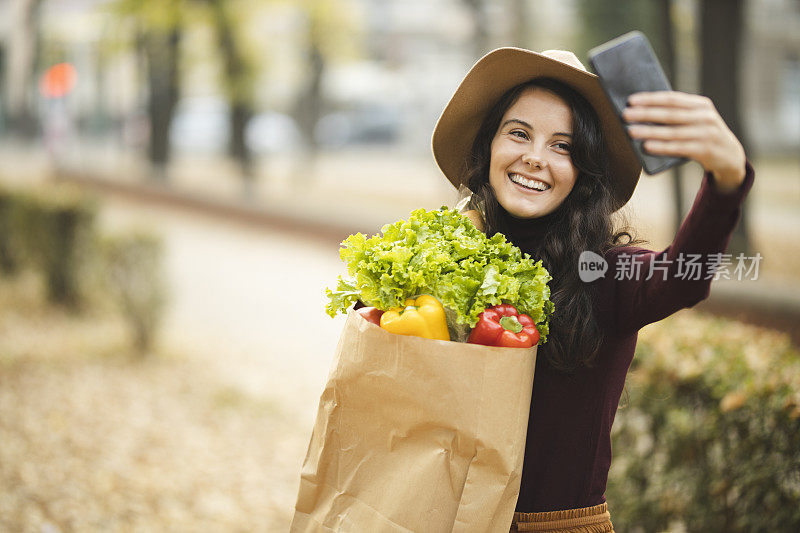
[623,91,746,192]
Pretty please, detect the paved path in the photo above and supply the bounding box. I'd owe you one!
[97,194,365,526]
[99,194,350,430]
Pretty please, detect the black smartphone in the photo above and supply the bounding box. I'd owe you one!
[588,30,686,175]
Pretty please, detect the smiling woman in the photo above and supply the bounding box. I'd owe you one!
[460,75,624,374]
[429,47,754,530]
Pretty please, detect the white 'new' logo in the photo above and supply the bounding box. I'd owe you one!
[578,251,608,282]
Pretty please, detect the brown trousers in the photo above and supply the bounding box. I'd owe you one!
[509,502,614,532]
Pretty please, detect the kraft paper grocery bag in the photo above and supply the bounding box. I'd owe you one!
[290,309,537,533]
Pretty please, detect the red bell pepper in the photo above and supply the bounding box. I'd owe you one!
[356,306,384,326]
[467,304,539,348]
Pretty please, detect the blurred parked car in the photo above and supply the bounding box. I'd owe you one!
[246,111,301,155]
[170,97,300,155]
[315,102,403,148]
[170,97,230,153]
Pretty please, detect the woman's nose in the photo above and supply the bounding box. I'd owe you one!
[522,151,547,170]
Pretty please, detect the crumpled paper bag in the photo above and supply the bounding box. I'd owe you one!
[291,309,537,532]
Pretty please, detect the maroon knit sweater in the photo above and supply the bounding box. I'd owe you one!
[510,163,755,512]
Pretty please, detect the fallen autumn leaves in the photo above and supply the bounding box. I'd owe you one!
[0,274,306,532]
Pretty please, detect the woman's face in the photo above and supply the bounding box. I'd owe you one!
[489,87,579,219]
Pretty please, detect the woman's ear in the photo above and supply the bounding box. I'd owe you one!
[463,209,485,232]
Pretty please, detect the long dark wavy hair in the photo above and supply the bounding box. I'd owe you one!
[463,78,646,373]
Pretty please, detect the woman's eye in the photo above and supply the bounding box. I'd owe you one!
[510,130,529,140]
[553,142,571,152]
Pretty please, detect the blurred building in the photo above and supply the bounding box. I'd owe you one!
[0,0,798,157]
[334,0,582,151]
[744,0,800,153]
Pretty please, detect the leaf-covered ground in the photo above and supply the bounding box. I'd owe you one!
[0,275,308,532]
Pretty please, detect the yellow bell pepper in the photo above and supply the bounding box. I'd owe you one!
[379,295,450,341]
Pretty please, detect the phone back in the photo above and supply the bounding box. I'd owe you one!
[589,31,686,175]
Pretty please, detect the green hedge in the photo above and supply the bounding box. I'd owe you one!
[0,182,166,355]
[99,231,166,355]
[0,184,97,306]
[607,312,800,532]
[0,185,20,273]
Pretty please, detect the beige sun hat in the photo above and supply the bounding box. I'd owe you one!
[431,47,642,211]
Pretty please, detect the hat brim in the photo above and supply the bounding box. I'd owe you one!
[431,47,642,211]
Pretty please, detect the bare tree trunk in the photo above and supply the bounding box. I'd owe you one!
[230,103,252,178]
[463,0,490,59]
[700,0,751,255]
[208,0,254,192]
[509,0,530,49]
[291,26,325,189]
[293,42,324,153]
[144,28,181,180]
[5,0,42,138]
[658,0,685,235]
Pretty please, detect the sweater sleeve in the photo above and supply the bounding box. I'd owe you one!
[611,161,755,333]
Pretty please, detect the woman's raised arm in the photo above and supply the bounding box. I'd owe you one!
[610,159,754,333]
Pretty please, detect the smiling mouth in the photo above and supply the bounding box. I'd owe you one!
[508,172,551,192]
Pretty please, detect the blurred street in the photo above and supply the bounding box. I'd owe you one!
[42,138,800,344]
[101,194,351,529]
[2,0,799,529]
[99,191,349,425]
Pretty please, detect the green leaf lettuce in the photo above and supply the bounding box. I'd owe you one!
[325,207,553,343]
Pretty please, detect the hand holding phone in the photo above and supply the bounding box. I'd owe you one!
[588,31,686,175]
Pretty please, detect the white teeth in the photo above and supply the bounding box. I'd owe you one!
[509,173,550,191]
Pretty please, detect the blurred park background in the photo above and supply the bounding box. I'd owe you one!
[0,0,798,531]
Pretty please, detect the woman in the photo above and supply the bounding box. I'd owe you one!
[431,48,753,531]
